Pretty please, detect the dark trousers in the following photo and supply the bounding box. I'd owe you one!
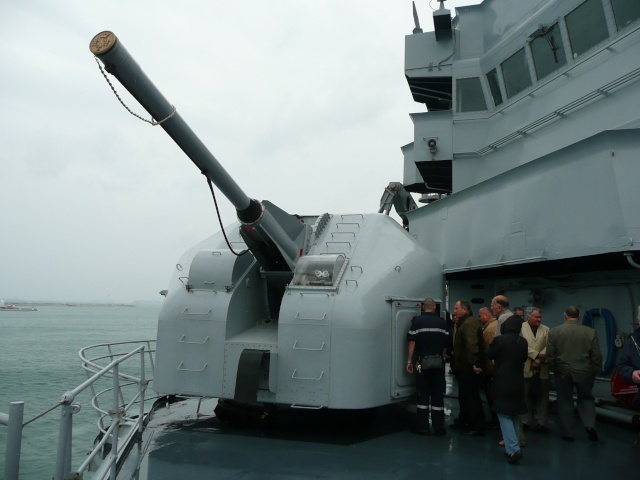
[456,369,485,430]
[554,374,596,436]
[416,367,446,431]
[522,376,550,427]
[482,374,499,425]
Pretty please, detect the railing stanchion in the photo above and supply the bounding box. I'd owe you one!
[54,402,74,480]
[109,363,120,480]
[139,348,146,433]
[4,401,24,480]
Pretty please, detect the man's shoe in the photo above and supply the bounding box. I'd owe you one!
[461,429,485,436]
[410,428,431,436]
[562,435,574,442]
[507,450,523,464]
[586,428,599,442]
[433,428,447,437]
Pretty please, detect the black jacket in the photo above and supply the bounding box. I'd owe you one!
[487,316,528,416]
[407,312,449,358]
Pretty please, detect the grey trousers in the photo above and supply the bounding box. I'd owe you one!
[554,374,596,437]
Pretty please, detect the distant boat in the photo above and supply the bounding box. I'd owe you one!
[0,300,37,311]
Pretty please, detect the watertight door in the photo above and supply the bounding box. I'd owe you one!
[390,298,422,399]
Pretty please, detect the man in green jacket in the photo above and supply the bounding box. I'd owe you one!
[451,300,486,435]
[547,306,603,442]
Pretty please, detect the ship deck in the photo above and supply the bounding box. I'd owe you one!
[115,389,639,479]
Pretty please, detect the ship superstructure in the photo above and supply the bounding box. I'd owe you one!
[404,0,640,379]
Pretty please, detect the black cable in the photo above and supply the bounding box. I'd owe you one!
[201,170,249,257]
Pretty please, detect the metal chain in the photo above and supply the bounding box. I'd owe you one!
[94,57,176,126]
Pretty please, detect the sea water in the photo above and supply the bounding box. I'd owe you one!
[0,304,159,478]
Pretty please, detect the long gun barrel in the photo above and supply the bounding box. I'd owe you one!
[90,31,302,271]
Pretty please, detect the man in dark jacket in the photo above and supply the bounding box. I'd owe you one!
[487,316,528,464]
[547,306,603,442]
[451,300,485,435]
[406,298,449,436]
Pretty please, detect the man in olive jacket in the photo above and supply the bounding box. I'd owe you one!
[451,300,485,435]
[547,306,602,442]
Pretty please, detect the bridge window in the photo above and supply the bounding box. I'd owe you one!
[565,0,609,58]
[455,77,487,112]
[501,48,532,98]
[530,23,567,80]
[611,0,640,30]
[486,68,503,107]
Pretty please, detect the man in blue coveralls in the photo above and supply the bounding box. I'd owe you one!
[406,298,450,436]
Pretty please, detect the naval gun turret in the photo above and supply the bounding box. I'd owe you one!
[90,31,444,414]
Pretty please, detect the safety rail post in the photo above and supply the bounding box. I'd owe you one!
[109,363,121,480]
[54,399,80,480]
[2,401,25,480]
[139,348,146,433]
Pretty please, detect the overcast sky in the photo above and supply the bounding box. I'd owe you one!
[0,0,479,303]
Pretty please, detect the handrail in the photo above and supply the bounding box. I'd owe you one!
[1,340,156,480]
[81,339,156,375]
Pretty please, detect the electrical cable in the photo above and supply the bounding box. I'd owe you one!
[201,170,249,257]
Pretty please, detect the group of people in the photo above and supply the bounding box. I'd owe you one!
[405,295,631,465]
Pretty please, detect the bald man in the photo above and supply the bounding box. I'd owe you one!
[491,295,516,337]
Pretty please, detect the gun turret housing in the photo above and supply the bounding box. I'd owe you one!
[90,30,444,412]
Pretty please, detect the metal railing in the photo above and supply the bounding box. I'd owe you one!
[1,340,156,480]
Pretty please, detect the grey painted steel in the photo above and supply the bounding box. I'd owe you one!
[402,0,640,343]
[54,403,75,480]
[91,32,251,212]
[153,214,444,409]
[3,402,24,480]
